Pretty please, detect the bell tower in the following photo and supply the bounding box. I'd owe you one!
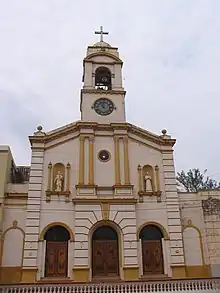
[80,27,126,123]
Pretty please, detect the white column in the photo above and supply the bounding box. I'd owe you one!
[41,240,46,278]
[166,240,172,277]
[162,238,168,275]
[139,239,143,276]
[36,241,43,280]
[68,241,74,279]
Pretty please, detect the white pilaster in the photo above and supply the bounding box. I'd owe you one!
[23,143,44,269]
[162,150,185,268]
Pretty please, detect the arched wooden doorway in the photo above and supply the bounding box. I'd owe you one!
[44,225,70,278]
[92,226,119,278]
[139,225,164,275]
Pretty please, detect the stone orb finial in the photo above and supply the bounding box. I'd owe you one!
[161,129,167,135]
[37,125,43,131]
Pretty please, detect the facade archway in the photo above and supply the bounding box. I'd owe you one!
[92,225,119,278]
[139,225,164,275]
[44,225,70,278]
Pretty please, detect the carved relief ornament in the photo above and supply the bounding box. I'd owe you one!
[202,197,220,216]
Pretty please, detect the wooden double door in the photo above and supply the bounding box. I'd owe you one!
[45,241,68,277]
[92,240,119,277]
[142,240,164,275]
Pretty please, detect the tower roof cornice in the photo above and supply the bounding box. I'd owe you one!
[84,51,123,64]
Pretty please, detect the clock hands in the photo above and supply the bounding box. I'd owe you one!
[94,98,114,116]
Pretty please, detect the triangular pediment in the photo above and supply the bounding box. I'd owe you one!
[29,121,175,150]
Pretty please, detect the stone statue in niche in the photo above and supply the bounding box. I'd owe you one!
[54,171,64,192]
[144,172,153,192]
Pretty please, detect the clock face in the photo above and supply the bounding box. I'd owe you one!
[94,98,114,116]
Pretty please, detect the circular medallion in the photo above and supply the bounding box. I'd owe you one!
[98,150,111,162]
[93,98,114,116]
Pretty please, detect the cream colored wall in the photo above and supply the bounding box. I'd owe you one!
[43,138,79,195]
[86,47,119,58]
[81,92,126,123]
[74,203,137,281]
[94,136,115,186]
[2,207,26,232]
[39,129,182,278]
[33,139,79,279]
[183,227,202,265]
[128,137,165,194]
[82,46,124,122]
[42,132,167,191]
[0,147,11,196]
[200,191,220,277]
[2,206,26,267]
[136,201,172,277]
[179,192,210,265]
[2,229,24,266]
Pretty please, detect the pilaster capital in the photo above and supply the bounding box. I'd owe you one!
[155,165,159,171]
[88,136,95,142]
[123,136,129,143]
[79,135,85,142]
[113,136,120,142]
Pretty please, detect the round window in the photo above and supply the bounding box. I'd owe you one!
[98,150,111,162]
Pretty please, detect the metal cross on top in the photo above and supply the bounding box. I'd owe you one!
[95,26,109,42]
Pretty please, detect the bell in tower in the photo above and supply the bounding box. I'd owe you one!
[95,67,112,90]
[80,26,126,123]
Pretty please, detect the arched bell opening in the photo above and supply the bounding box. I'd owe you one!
[92,225,119,278]
[44,225,70,278]
[95,66,112,90]
[139,225,164,275]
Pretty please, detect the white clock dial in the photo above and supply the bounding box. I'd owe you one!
[94,98,114,116]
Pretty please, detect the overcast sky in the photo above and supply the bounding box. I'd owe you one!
[1,0,220,180]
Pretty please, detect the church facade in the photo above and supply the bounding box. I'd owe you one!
[0,31,220,285]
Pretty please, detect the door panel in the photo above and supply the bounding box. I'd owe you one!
[142,240,163,275]
[45,241,68,277]
[57,242,68,276]
[93,240,119,277]
[46,241,56,277]
[105,241,118,276]
[93,241,106,276]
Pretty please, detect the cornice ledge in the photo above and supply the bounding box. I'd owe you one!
[29,135,46,144]
[29,121,176,147]
[84,52,122,64]
[81,88,126,95]
[72,198,137,204]
[30,121,97,144]
[128,123,176,147]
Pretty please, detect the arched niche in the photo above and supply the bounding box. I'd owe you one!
[95,66,112,90]
[183,226,203,266]
[139,225,164,275]
[2,226,24,267]
[92,225,119,278]
[53,163,65,192]
[44,225,70,278]
[142,165,155,192]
